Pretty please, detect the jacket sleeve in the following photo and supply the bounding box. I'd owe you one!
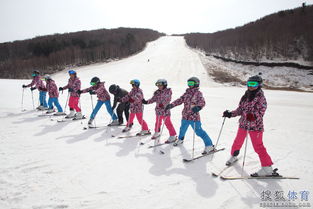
[231,100,243,117]
[26,77,36,87]
[147,91,158,104]
[171,92,185,107]
[120,93,130,103]
[81,86,93,94]
[195,91,205,108]
[112,96,118,109]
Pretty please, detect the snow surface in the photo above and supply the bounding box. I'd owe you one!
[1,36,313,209]
[198,51,313,92]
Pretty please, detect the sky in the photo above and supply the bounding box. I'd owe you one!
[0,0,312,43]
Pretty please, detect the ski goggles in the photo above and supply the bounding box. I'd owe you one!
[187,81,197,87]
[247,81,259,87]
[155,82,163,86]
[90,82,97,86]
[32,73,38,77]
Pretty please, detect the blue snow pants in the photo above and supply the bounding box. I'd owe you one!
[39,91,48,107]
[48,97,63,112]
[178,120,213,146]
[90,100,118,120]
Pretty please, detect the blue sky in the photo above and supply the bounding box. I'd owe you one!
[0,0,312,43]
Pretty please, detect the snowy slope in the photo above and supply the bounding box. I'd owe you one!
[0,36,313,209]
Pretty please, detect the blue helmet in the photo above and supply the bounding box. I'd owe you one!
[68,70,76,75]
[130,79,140,87]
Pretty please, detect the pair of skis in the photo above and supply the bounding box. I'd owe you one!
[211,163,299,180]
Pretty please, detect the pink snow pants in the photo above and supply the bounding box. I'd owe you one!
[154,115,176,136]
[69,96,81,112]
[126,112,149,131]
[231,128,273,167]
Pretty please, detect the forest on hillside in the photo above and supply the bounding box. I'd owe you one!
[0,28,164,79]
[184,5,313,66]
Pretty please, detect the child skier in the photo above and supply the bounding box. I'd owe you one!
[109,84,130,125]
[41,75,66,115]
[120,79,150,135]
[78,77,118,127]
[22,70,48,110]
[223,74,274,177]
[59,70,83,119]
[142,79,176,141]
[165,77,214,155]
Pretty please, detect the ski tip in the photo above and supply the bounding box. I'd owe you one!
[182,159,192,163]
[140,142,145,145]
[159,150,165,154]
[212,173,218,177]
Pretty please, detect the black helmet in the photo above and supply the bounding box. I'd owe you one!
[155,79,167,87]
[248,73,263,85]
[187,77,200,87]
[32,70,40,77]
[90,77,100,86]
[109,84,120,94]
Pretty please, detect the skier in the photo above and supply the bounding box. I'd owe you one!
[165,77,214,155]
[59,70,83,119]
[41,75,66,115]
[109,84,130,125]
[22,70,48,110]
[77,77,118,127]
[142,79,176,141]
[119,79,150,135]
[222,74,274,177]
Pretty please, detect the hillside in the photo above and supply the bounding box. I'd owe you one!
[0,27,164,79]
[184,4,313,66]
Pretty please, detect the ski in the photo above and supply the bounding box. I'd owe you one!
[148,141,174,148]
[182,148,225,163]
[107,124,126,127]
[117,133,151,139]
[38,113,56,117]
[220,175,299,180]
[212,157,241,177]
[57,116,86,122]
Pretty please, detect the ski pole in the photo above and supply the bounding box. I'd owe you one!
[214,117,226,148]
[64,91,70,113]
[241,123,250,177]
[192,120,196,160]
[90,94,96,128]
[21,88,25,111]
[31,90,35,110]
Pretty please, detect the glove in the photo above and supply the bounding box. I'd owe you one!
[223,110,232,118]
[142,99,148,104]
[77,90,83,95]
[68,88,73,92]
[30,87,36,91]
[129,98,134,103]
[165,104,173,110]
[22,84,27,88]
[88,90,96,95]
[246,113,256,121]
[191,106,201,113]
[158,103,164,108]
[59,87,63,91]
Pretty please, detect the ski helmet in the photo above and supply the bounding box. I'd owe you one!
[68,70,76,75]
[247,73,263,87]
[90,77,100,86]
[155,79,167,87]
[32,70,40,77]
[130,79,140,87]
[187,77,200,87]
[109,84,120,94]
[44,74,52,80]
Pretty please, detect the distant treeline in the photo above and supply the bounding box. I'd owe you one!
[184,5,313,65]
[0,27,164,79]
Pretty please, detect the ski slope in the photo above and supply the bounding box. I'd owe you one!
[0,36,313,209]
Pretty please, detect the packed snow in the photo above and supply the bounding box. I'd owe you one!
[1,36,313,209]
